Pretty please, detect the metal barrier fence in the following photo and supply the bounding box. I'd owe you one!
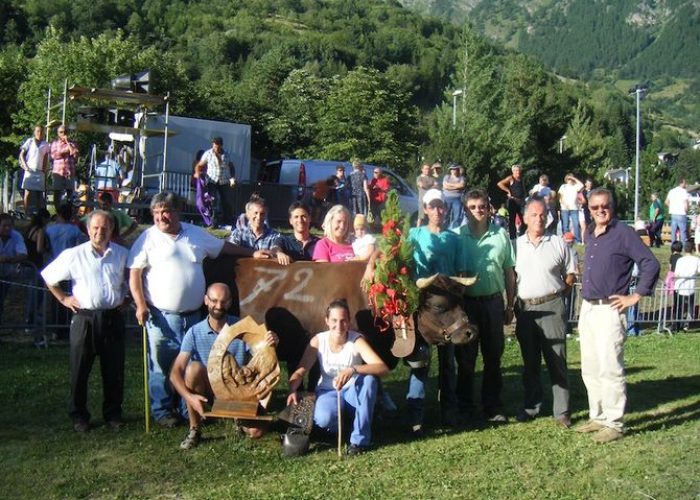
[1,275,695,343]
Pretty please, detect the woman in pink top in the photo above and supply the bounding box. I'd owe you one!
[312,205,355,262]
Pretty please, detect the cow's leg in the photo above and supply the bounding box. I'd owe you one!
[437,344,458,425]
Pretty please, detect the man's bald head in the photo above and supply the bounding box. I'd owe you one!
[205,283,232,320]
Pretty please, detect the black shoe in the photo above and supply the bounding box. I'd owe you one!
[73,420,90,433]
[516,409,536,423]
[346,443,369,456]
[157,415,180,428]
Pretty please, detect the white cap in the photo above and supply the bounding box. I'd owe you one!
[423,188,444,205]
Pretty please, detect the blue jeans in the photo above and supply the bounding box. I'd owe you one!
[146,307,202,420]
[560,210,581,243]
[444,196,464,229]
[670,215,687,243]
[314,375,379,447]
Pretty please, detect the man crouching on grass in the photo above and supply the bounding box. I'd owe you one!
[169,283,279,449]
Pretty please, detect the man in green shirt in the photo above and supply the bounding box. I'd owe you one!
[81,192,137,244]
[648,192,664,248]
[456,188,516,422]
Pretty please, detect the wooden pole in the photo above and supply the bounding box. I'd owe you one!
[142,325,150,433]
[337,389,342,458]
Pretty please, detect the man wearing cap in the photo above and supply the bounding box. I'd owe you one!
[456,188,516,422]
[577,188,659,443]
[514,198,576,428]
[196,137,236,226]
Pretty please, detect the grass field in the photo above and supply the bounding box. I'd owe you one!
[1,330,698,499]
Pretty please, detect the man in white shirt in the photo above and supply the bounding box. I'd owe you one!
[41,210,128,432]
[557,173,584,243]
[665,179,690,243]
[128,191,270,427]
[673,241,700,331]
[18,125,50,214]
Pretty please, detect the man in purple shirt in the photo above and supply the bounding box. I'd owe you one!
[577,188,659,443]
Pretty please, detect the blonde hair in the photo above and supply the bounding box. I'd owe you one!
[353,213,367,229]
[322,204,352,240]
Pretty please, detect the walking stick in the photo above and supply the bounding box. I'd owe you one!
[337,389,342,458]
[142,325,150,433]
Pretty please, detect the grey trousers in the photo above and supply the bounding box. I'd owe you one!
[515,296,570,418]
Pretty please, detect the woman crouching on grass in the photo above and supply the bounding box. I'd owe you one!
[287,299,389,455]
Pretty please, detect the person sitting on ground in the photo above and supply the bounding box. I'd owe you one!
[275,202,319,265]
[351,214,376,261]
[312,205,355,262]
[170,283,279,449]
[287,299,389,455]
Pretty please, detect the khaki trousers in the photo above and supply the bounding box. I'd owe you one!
[577,300,627,431]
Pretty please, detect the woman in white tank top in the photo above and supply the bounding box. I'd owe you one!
[287,299,389,455]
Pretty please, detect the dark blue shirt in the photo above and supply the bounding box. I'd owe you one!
[278,234,319,261]
[581,219,660,300]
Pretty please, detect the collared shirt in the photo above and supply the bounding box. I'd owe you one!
[20,138,50,172]
[181,315,249,368]
[0,229,27,278]
[457,223,515,297]
[128,222,225,313]
[41,241,128,310]
[50,138,78,177]
[408,226,460,279]
[201,147,234,184]
[228,225,282,251]
[277,233,319,261]
[581,218,660,300]
[515,233,576,300]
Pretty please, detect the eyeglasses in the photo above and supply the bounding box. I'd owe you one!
[467,204,487,210]
[589,204,611,211]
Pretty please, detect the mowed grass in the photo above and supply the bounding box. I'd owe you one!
[0,331,698,499]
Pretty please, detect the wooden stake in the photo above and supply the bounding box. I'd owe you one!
[337,389,342,458]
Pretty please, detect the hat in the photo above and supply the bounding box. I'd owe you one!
[353,214,367,228]
[562,232,575,243]
[422,188,444,205]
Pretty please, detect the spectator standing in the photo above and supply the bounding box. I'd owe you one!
[514,199,576,427]
[673,241,700,331]
[196,137,236,226]
[577,188,659,443]
[41,210,128,432]
[442,164,466,229]
[580,179,594,239]
[81,192,137,244]
[369,168,390,227]
[23,209,51,342]
[431,162,443,189]
[497,164,526,240]
[0,213,28,325]
[557,173,584,243]
[457,189,516,422]
[45,204,85,261]
[333,165,350,209]
[50,125,79,210]
[348,160,370,218]
[415,164,437,227]
[665,178,690,244]
[128,192,269,427]
[648,193,664,248]
[18,125,50,214]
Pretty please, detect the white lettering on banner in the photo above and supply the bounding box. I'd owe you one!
[239,267,314,306]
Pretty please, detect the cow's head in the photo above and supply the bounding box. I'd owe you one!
[415,274,478,345]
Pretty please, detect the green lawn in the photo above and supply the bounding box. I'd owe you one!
[1,332,698,499]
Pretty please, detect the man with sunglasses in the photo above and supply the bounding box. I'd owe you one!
[50,125,79,210]
[456,189,516,423]
[577,188,659,443]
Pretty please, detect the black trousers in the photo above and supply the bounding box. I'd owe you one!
[206,181,235,226]
[69,309,125,423]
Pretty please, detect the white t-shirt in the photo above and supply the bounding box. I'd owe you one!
[315,330,363,391]
[127,222,225,312]
[673,254,700,296]
[666,186,689,216]
[351,233,376,259]
[20,137,50,172]
[558,182,583,210]
[41,241,128,310]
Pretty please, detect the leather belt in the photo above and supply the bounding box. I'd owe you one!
[520,292,561,306]
[585,298,613,305]
[75,307,119,316]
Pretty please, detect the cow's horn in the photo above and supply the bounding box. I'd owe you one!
[416,274,438,289]
[449,275,478,287]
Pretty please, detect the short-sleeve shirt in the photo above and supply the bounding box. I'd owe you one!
[408,227,460,279]
[457,223,515,297]
[666,186,689,216]
[181,315,249,368]
[348,170,367,197]
[558,182,583,210]
[674,255,700,296]
[312,237,355,262]
[41,241,128,309]
[515,233,576,300]
[20,138,50,173]
[201,148,234,184]
[277,234,319,261]
[127,222,225,313]
[228,225,281,251]
[45,223,86,260]
[442,174,465,198]
[0,229,28,278]
[648,199,664,222]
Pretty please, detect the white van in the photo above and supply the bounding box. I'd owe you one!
[253,159,418,224]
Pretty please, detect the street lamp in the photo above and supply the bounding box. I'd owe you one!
[452,89,464,127]
[629,83,648,220]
